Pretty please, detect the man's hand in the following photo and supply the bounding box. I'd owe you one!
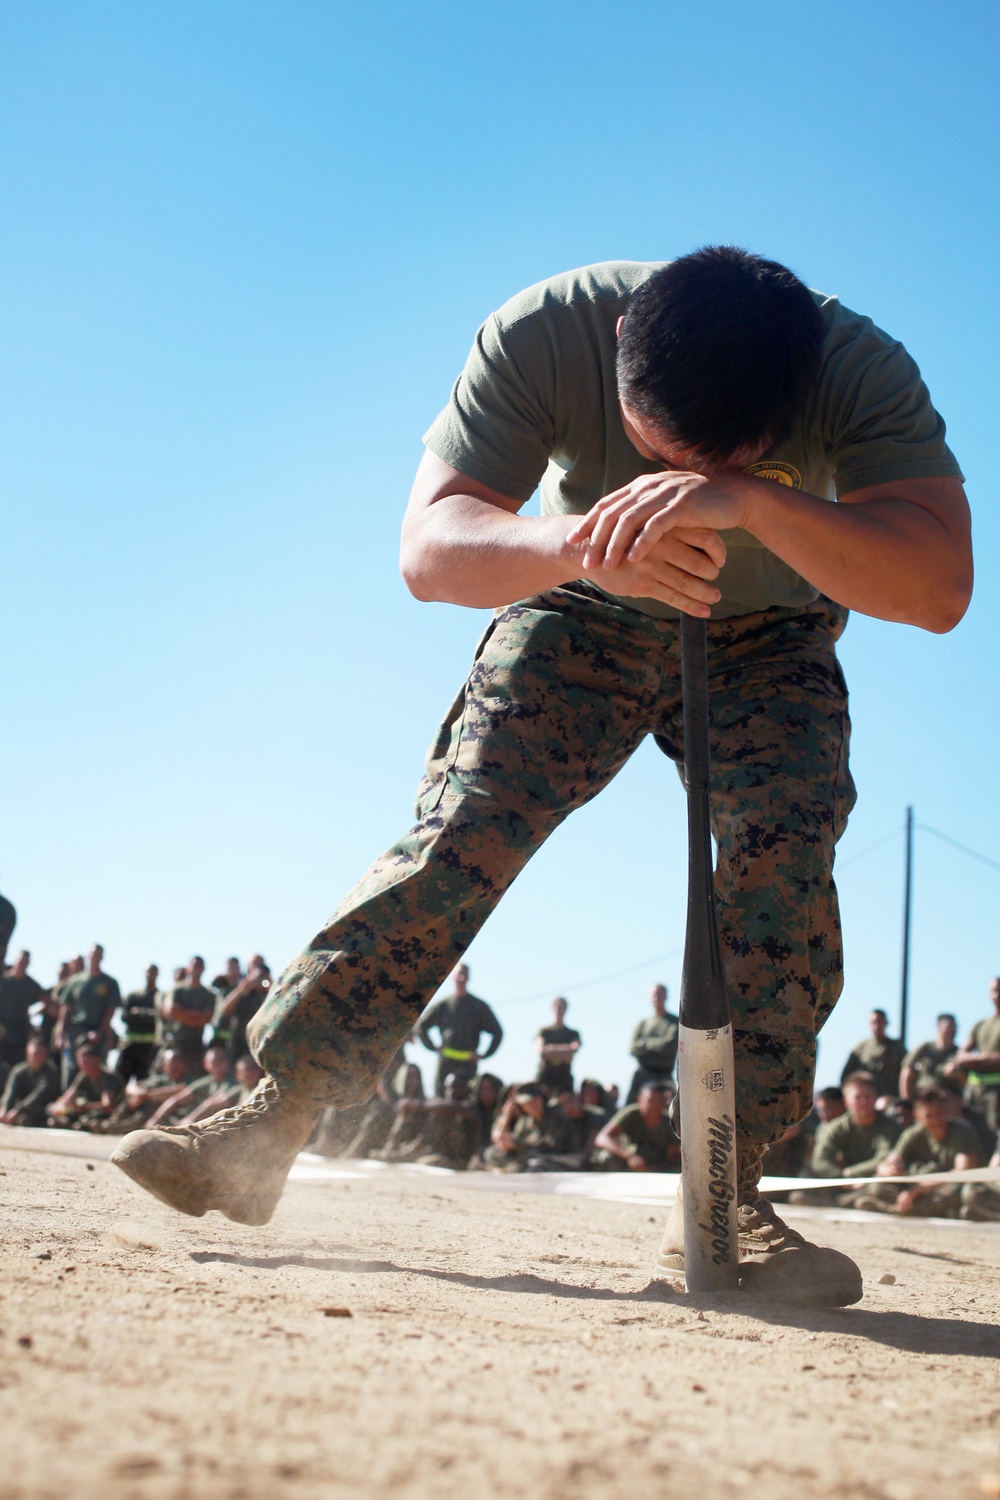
[569,469,741,570]
[626,1153,649,1172]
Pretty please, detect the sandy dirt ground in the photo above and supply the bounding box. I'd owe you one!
[1,1132,999,1500]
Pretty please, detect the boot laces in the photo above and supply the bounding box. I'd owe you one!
[738,1196,809,1251]
[163,1078,284,1141]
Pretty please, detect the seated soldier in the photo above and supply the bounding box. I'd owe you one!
[145,1047,237,1129]
[46,1037,123,1130]
[356,1062,424,1159]
[413,1074,481,1168]
[483,1084,552,1171]
[468,1072,503,1163]
[521,1088,597,1171]
[592,1081,680,1172]
[855,1086,997,1219]
[0,1033,62,1127]
[579,1078,613,1132]
[95,1048,191,1134]
[806,1072,900,1204]
[938,1073,997,1163]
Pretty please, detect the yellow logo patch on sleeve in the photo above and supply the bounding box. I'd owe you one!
[744,460,802,488]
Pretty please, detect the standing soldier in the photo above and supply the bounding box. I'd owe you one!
[56,945,120,1086]
[0,950,45,1073]
[899,1012,959,1099]
[626,982,679,1104]
[159,957,215,1075]
[534,996,581,1096]
[954,978,1000,1134]
[418,964,503,1096]
[840,1009,907,1100]
[116,964,162,1084]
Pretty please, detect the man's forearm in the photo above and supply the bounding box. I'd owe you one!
[740,476,972,634]
[401,495,583,608]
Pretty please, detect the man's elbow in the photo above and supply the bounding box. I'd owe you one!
[918,571,973,634]
[399,545,436,603]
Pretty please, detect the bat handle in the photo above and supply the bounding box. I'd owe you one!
[677,612,740,1293]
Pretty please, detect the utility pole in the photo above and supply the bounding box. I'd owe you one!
[900,805,913,1046]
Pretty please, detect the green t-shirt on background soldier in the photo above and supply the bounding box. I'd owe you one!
[811,1111,900,1178]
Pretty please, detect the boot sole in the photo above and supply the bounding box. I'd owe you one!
[111,1137,284,1226]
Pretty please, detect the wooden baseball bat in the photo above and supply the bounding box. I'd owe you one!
[676,613,740,1293]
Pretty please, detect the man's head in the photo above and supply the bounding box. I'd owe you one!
[869,1009,889,1041]
[936,1013,958,1048]
[814,1086,845,1123]
[88,945,104,976]
[75,1039,103,1079]
[474,1073,501,1110]
[442,1073,469,1103]
[453,964,469,995]
[514,1083,547,1122]
[71,955,85,975]
[842,1072,878,1125]
[649,982,667,1016]
[552,996,568,1025]
[556,1088,584,1119]
[637,1081,668,1123]
[913,1087,948,1138]
[189,956,205,985]
[990,977,1000,1014]
[204,1046,230,1083]
[26,1034,49,1070]
[225,956,242,982]
[12,950,30,978]
[145,963,159,989]
[162,1048,188,1083]
[938,1075,965,1120]
[235,1055,264,1091]
[616,246,824,468]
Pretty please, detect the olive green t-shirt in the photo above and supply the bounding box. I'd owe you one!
[894,1118,980,1173]
[606,1103,680,1169]
[424,261,963,620]
[630,1013,680,1072]
[811,1111,900,1177]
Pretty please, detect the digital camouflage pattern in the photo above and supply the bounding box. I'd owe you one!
[249,581,856,1196]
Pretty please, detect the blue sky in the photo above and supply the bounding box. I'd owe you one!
[3,0,998,1093]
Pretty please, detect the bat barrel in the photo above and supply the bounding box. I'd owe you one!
[677,614,739,1293]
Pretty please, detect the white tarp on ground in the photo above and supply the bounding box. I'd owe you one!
[3,1127,997,1231]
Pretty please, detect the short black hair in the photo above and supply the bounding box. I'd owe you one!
[616,246,824,463]
[936,1012,957,1025]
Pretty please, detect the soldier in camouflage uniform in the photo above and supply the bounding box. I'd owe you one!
[114,249,972,1305]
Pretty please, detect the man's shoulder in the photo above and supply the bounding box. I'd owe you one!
[948,1118,980,1151]
[608,1103,640,1130]
[494,262,662,333]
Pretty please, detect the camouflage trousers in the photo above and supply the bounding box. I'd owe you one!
[249,582,856,1185]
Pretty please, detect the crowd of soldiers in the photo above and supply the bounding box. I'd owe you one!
[1,928,999,1219]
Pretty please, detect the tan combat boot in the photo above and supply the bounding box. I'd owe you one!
[111,1078,320,1225]
[654,1181,863,1306]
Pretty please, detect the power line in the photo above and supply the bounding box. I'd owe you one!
[835,824,903,871]
[498,946,683,1007]
[917,823,1000,876]
[494,819,998,1010]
